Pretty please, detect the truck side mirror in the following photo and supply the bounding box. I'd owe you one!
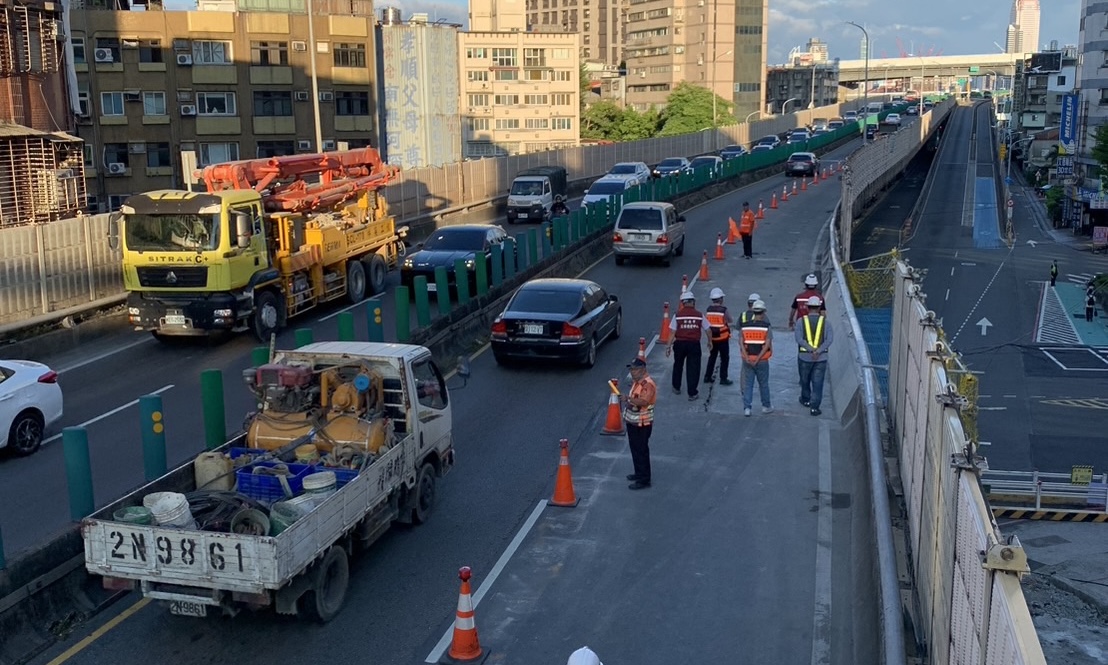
[107,212,121,251]
[234,212,252,249]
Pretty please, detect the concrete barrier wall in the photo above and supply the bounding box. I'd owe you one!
[887,262,1046,664]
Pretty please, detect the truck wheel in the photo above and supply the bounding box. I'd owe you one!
[346,260,367,303]
[363,254,388,296]
[303,546,349,624]
[412,462,436,524]
[252,290,282,343]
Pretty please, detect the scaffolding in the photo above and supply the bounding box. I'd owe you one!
[0,125,86,227]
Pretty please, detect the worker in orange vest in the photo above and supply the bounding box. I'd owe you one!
[788,273,825,330]
[739,299,774,417]
[703,287,734,385]
[738,201,757,259]
[666,291,712,400]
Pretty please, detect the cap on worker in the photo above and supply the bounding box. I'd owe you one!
[627,357,647,369]
[804,274,818,287]
[680,291,696,302]
[752,300,767,312]
[806,295,822,307]
[747,292,761,302]
[709,287,725,300]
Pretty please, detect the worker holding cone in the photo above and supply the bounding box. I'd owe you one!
[601,378,625,435]
[621,357,657,490]
[446,566,484,662]
[738,201,756,259]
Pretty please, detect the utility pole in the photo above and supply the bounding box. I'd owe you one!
[847,21,870,145]
[306,0,324,153]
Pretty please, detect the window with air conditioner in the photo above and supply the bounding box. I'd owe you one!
[295,91,310,101]
[318,91,334,102]
[199,142,240,166]
[192,40,232,65]
[336,91,369,116]
[253,91,293,117]
[196,92,237,115]
[147,142,172,167]
[179,104,197,116]
[103,143,129,169]
[100,92,124,116]
[176,53,193,66]
[94,37,119,63]
[251,41,289,66]
[292,41,307,52]
[297,140,312,150]
[143,91,167,116]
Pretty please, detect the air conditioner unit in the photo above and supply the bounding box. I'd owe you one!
[292,41,307,52]
[176,90,193,102]
[172,38,190,51]
[122,39,139,49]
[639,71,646,78]
[295,91,310,102]
[179,104,197,116]
[480,82,488,89]
[123,89,142,102]
[297,140,312,150]
[107,162,127,175]
[128,142,146,154]
[322,140,336,151]
[93,48,113,63]
[176,53,193,66]
[318,91,334,102]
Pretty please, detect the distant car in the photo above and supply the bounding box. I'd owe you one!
[653,157,691,178]
[905,105,919,116]
[923,101,934,109]
[720,145,749,160]
[751,144,774,153]
[843,110,858,121]
[755,135,782,149]
[612,201,686,267]
[400,224,507,293]
[786,130,811,145]
[689,155,723,176]
[785,152,820,177]
[582,177,633,205]
[828,118,845,130]
[605,161,652,185]
[490,278,622,368]
[0,359,63,457]
[865,124,879,140]
[884,113,902,126]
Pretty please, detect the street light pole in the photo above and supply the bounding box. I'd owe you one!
[782,97,800,114]
[847,21,870,145]
[744,110,761,123]
[306,0,324,152]
[710,49,733,128]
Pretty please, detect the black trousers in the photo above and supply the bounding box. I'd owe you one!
[704,339,730,381]
[1087,306,1095,322]
[672,340,702,396]
[627,423,653,481]
[741,234,753,257]
[1050,273,1057,286]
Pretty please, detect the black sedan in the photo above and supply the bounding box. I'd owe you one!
[400,224,507,294]
[490,278,622,367]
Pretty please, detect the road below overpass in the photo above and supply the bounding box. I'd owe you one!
[20,140,888,664]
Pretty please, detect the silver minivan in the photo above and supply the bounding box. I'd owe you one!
[612,202,686,266]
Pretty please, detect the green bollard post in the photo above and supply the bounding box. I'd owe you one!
[337,311,356,341]
[413,276,432,327]
[504,237,518,278]
[62,427,94,521]
[140,394,168,480]
[474,252,489,297]
[453,259,471,307]
[558,218,570,249]
[251,346,270,367]
[200,368,225,451]
[567,214,577,243]
[550,219,562,251]
[490,244,504,287]
[395,286,411,341]
[295,328,313,348]
[514,233,528,271]
[540,223,552,259]
[527,228,539,267]
[366,301,384,342]
[434,266,451,316]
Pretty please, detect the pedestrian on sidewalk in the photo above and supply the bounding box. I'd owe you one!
[703,288,734,386]
[739,300,773,417]
[1086,289,1097,322]
[739,292,762,325]
[788,274,825,330]
[1050,260,1058,287]
[667,291,711,400]
[621,357,657,491]
[795,296,833,416]
[738,201,757,259]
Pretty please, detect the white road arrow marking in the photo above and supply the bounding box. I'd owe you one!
[1026,240,1038,247]
[977,317,993,336]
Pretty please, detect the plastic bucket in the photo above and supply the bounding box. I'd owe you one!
[113,506,154,525]
[230,508,271,536]
[269,501,307,535]
[143,492,197,530]
[302,471,337,498]
[295,444,320,465]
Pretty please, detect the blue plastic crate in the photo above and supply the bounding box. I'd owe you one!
[236,461,314,504]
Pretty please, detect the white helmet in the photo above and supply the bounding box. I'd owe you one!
[747,292,761,302]
[804,273,818,287]
[752,299,767,312]
[709,287,725,300]
[680,291,695,302]
[567,647,603,665]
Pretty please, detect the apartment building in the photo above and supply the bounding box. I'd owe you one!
[621,0,766,119]
[72,1,382,212]
[461,0,580,157]
[524,0,625,66]
[1014,46,1076,134]
[765,63,840,114]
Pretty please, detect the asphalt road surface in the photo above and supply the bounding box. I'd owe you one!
[15,140,872,664]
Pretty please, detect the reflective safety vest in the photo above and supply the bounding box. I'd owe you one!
[739,210,756,235]
[705,304,730,342]
[739,319,771,361]
[794,289,823,318]
[674,306,704,342]
[624,376,657,426]
[739,309,754,325]
[802,315,826,351]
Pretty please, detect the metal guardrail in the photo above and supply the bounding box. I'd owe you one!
[983,470,1108,511]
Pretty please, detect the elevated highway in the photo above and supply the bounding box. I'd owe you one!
[838,53,1021,85]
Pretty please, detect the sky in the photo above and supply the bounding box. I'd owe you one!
[392,0,1083,63]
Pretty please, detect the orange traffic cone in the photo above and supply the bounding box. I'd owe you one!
[659,302,671,343]
[681,274,689,293]
[792,180,798,195]
[446,567,485,662]
[550,438,580,507]
[810,172,818,186]
[801,178,807,191]
[781,185,789,202]
[638,337,647,360]
[699,251,710,280]
[756,201,765,219]
[770,193,778,209]
[821,167,828,181]
[714,233,725,260]
[601,379,625,435]
[727,217,739,244]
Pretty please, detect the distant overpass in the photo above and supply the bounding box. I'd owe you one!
[838,53,1021,85]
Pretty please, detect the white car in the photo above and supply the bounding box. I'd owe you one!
[605,161,651,185]
[582,177,633,205]
[884,113,902,126]
[0,359,63,456]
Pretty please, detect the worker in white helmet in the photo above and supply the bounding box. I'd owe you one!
[739,292,766,325]
[703,287,734,386]
[788,273,825,330]
[666,290,711,400]
[567,647,603,665]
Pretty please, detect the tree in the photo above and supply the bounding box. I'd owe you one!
[581,101,626,140]
[1091,123,1108,188]
[617,107,661,141]
[657,82,735,136]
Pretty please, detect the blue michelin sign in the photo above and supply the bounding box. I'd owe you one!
[1060,94,1079,154]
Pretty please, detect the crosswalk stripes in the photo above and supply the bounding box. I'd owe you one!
[1035,283,1081,344]
[1065,272,1096,287]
